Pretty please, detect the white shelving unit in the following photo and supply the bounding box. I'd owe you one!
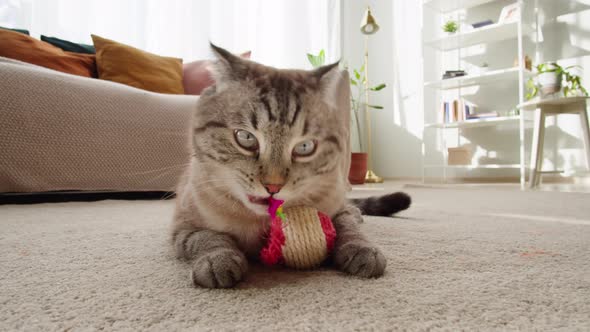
[424,67,533,89]
[422,0,590,187]
[425,21,533,51]
[424,164,521,169]
[425,115,521,128]
[422,0,530,187]
[424,0,497,13]
[423,0,589,16]
[535,0,590,19]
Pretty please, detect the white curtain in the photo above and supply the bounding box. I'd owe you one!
[0,0,340,69]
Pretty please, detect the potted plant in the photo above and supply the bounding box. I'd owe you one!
[526,62,588,100]
[348,63,386,184]
[537,62,562,94]
[442,20,458,34]
[307,50,386,184]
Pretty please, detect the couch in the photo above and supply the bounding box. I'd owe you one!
[0,56,198,193]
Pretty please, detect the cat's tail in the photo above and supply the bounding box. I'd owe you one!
[350,192,411,216]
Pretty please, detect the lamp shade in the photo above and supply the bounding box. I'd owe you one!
[360,7,379,35]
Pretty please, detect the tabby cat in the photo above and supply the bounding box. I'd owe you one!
[171,44,411,288]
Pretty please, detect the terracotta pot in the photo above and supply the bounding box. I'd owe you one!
[349,153,368,185]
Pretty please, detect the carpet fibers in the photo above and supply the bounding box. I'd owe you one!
[1,187,589,331]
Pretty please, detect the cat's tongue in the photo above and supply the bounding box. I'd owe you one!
[267,197,284,217]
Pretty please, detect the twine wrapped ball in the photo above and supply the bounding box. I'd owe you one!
[260,199,336,269]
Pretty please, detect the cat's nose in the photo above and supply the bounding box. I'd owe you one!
[263,183,283,195]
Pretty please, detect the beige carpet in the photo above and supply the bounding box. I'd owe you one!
[1,187,589,331]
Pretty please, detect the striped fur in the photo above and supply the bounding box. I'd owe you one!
[172,228,247,288]
[171,44,409,288]
[351,192,412,217]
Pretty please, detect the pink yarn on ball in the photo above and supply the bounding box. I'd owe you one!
[260,197,335,268]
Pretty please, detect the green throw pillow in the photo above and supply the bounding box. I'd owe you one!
[0,26,29,35]
[41,35,95,54]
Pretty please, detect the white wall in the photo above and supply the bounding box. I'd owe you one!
[341,0,424,179]
[538,5,590,174]
[342,0,590,180]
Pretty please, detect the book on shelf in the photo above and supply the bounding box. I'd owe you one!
[442,70,467,80]
[439,100,499,124]
[466,112,499,119]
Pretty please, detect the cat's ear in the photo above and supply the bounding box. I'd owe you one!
[209,43,249,90]
[314,61,343,110]
[315,62,351,183]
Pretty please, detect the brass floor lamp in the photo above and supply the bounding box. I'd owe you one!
[360,6,383,183]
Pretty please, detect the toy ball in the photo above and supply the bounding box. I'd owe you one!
[260,198,336,269]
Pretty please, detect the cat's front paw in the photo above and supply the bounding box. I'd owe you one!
[334,241,386,278]
[191,249,248,288]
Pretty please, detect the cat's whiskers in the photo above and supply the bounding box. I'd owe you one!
[157,131,189,136]
[160,178,238,203]
[189,178,241,198]
[191,178,259,218]
[159,191,176,201]
[192,185,245,217]
[191,177,241,188]
[124,162,191,176]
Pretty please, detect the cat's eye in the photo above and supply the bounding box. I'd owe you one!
[234,129,259,151]
[293,140,317,157]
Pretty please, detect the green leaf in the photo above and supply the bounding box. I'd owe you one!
[354,69,361,80]
[564,65,582,71]
[526,77,534,86]
[306,50,326,68]
[359,63,365,73]
[536,62,564,74]
[525,77,538,100]
[370,83,386,91]
[307,53,316,67]
[369,105,384,109]
[307,54,321,68]
[350,79,358,86]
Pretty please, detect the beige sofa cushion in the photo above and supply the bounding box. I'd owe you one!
[0,57,197,193]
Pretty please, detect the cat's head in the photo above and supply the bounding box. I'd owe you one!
[190,44,350,216]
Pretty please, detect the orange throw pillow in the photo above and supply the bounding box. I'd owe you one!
[91,34,184,94]
[0,29,96,78]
